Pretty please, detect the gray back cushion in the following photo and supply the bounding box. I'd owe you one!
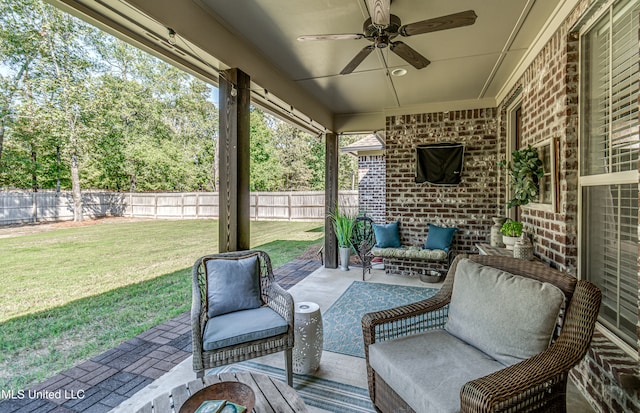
[445,258,565,366]
[206,255,262,318]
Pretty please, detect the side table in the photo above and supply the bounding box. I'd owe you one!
[476,243,542,261]
[293,302,323,374]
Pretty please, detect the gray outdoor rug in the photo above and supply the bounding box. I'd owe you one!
[322,281,439,358]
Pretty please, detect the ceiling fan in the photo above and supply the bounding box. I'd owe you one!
[297,0,477,75]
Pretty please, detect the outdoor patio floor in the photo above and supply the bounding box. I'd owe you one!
[2,258,596,413]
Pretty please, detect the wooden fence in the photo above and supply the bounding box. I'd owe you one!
[0,191,359,226]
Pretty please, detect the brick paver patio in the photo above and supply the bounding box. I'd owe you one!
[0,258,320,413]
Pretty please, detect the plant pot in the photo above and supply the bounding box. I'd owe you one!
[419,270,442,283]
[502,235,519,250]
[339,246,351,271]
[513,232,534,260]
[491,217,507,247]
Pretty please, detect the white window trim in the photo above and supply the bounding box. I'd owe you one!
[597,323,640,359]
[577,0,640,351]
[505,96,522,219]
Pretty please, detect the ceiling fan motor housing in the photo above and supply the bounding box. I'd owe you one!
[363,14,401,39]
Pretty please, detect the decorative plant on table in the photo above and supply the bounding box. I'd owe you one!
[499,145,544,209]
[328,205,356,271]
[500,219,523,250]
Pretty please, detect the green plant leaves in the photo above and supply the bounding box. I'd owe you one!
[500,145,544,209]
[327,205,356,248]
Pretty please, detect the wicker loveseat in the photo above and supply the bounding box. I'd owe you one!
[362,254,601,413]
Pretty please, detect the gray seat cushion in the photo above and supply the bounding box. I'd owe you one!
[371,246,448,261]
[203,307,288,351]
[369,330,504,413]
[445,258,565,366]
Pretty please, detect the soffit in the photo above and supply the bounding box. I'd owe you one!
[48,0,576,133]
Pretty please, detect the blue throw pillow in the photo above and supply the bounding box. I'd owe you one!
[424,224,458,251]
[205,255,262,318]
[373,222,402,248]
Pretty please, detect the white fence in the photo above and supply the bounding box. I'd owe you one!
[0,191,359,226]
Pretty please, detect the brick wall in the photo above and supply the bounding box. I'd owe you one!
[495,0,640,411]
[358,155,386,224]
[384,109,500,255]
[497,21,580,274]
[570,331,640,413]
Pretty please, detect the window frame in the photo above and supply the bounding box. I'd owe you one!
[577,0,640,353]
[526,138,558,213]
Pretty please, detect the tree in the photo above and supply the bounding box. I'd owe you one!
[37,5,97,220]
[0,0,52,186]
[274,123,313,190]
[2,0,355,196]
[250,108,282,191]
[338,135,360,190]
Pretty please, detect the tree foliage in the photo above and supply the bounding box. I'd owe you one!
[0,0,358,204]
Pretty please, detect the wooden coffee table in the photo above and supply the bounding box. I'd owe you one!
[135,371,307,413]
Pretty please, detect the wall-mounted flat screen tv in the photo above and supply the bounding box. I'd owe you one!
[415,143,464,185]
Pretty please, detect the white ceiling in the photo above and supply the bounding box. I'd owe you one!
[193,0,560,113]
[51,0,573,132]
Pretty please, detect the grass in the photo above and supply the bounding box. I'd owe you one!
[0,218,323,392]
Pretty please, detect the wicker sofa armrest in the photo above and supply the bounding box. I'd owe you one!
[362,291,451,347]
[460,345,578,412]
[460,280,602,413]
[362,254,466,349]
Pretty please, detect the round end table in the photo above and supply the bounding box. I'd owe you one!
[293,301,323,374]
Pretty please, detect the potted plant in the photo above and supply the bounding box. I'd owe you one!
[328,206,355,271]
[500,219,523,250]
[499,145,544,209]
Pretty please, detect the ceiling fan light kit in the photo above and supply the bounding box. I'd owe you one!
[297,0,477,75]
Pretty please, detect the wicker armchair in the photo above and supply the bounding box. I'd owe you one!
[362,254,602,413]
[192,250,294,385]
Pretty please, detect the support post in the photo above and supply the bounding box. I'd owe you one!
[218,68,251,252]
[324,132,339,268]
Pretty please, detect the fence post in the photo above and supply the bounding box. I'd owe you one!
[288,192,292,221]
[32,192,37,223]
[254,193,259,221]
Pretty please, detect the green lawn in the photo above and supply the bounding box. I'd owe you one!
[0,218,323,391]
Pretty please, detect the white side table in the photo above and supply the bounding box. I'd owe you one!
[293,302,323,374]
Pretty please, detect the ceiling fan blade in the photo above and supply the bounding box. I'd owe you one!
[367,0,391,27]
[400,10,477,37]
[390,41,430,69]
[340,45,375,75]
[297,33,364,41]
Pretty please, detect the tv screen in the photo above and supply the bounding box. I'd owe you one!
[415,143,464,185]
